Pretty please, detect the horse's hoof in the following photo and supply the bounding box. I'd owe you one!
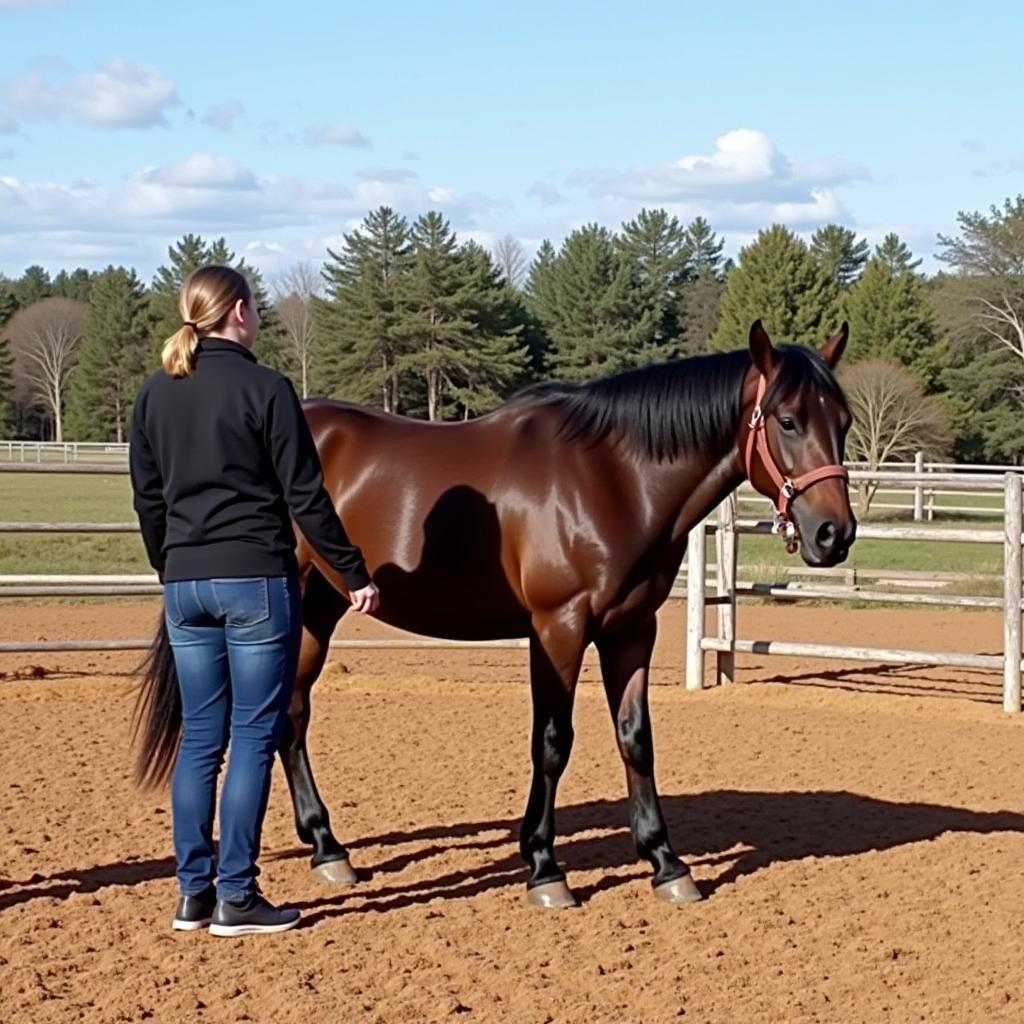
[526,880,578,909]
[312,857,358,885]
[653,874,703,904]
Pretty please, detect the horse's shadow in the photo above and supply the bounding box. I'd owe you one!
[4,790,1022,920]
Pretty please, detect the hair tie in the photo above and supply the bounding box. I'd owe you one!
[184,320,198,329]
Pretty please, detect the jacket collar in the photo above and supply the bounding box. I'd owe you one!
[196,337,258,363]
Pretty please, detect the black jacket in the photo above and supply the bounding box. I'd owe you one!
[129,337,370,589]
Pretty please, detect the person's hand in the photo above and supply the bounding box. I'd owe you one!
[350,582,379,615]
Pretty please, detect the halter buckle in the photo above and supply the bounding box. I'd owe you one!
[748,404,763,429]
[781,479,797,500]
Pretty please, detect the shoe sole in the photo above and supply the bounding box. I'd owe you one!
[209,917,300,937]
[172,917,212,931]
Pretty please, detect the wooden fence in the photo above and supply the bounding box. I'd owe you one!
[3,462,1023,711]
[686,472,1023,713]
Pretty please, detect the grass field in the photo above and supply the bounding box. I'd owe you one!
[0,474,1005,580]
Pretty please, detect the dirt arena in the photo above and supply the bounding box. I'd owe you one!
[3,599,1024,1023]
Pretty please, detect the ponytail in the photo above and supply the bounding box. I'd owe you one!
[161,323,200,378]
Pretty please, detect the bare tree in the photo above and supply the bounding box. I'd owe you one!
[492,234,528,290]
[842,359,952,517]
[273,261,324,303]
[272,262,323,398]
[7,297,86,442]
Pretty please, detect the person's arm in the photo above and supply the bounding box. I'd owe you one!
[128,398,168,577]
[264,378,371,592]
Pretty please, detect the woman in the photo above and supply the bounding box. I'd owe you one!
[129,265,379,937]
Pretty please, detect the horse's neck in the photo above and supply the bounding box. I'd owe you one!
[647,447,747,545]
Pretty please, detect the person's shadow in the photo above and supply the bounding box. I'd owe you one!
[5,791,1021,922]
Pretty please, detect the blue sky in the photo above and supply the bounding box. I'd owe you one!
[0,0,1021,281]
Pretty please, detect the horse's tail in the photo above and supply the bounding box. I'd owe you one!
[131,615,181,790]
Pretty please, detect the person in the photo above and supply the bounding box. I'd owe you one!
[129,265,379,937]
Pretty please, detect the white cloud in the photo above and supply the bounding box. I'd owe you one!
[0,154,508,276]
[526,180,565,205]
[9,58,179,128]
[578,128,867,233]
[0,111,17,134]
[201,99,244,132]
[0,148,15,159]
[135,153,258,191]
[304,122,371,148]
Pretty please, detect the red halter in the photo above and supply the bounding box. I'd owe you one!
[744,374,849,552]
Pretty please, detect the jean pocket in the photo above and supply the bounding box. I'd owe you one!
[210,578,271,627]
[164,583,187,627]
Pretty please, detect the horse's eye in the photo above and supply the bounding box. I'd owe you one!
[779,416,796,432]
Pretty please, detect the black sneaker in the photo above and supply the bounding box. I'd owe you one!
[172,885,216,932]
[208,890,300,937]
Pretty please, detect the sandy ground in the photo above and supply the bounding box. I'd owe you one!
[2,599,1024,1023]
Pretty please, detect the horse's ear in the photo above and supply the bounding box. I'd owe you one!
[748,319,779,377]
[819,321,849,369]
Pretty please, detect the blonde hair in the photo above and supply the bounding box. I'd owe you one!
[161,265,253,377]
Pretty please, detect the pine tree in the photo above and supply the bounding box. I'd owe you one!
[15,265,52,307]
[940,341,1024,462]
[875,232,922,274]
[531,224,661,381]
[841,234,942,388]
[683,216,725,272]
[677,217,726,353]
[678,269,726,354]
[710,225,839,351]
[0,280,17,433]
[445,241,530,417]
[617,208,689,347]
[523,239,558,374]
[810,224,870,289]
[312,206,413,410]
[53,268,96,302]
[395,211,512,421]
[65,267,149,441]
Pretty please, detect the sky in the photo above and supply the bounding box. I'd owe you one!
[0,0,1021,282]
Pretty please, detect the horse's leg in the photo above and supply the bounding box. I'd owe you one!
[278,567,356,884]
[520,616,585,909]
[596,617,702,903]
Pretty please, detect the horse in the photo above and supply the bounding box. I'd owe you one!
[135,319,856,908]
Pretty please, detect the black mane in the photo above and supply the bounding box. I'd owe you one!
[515,346,844,462]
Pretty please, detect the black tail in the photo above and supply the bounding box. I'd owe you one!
[131,615,181,789]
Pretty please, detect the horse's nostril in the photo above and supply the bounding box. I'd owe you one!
[816,520,838,550]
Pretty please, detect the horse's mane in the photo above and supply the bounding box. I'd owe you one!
[513,346,845,462]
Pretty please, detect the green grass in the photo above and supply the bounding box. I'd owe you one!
[0,474,1007,579]
[0,474,150,574]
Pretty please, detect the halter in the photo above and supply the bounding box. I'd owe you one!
[744,374,849,553]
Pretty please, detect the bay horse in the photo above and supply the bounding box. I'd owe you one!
[136,320,855,908]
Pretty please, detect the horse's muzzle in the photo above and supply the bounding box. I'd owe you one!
[801,517,857,567]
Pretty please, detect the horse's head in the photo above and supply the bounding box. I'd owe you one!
[742,320,856,568]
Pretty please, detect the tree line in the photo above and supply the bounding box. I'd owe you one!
[1,195,1023,465]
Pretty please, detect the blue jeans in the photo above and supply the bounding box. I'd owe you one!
[164,576,302,900]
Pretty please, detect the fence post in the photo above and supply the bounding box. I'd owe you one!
[715,496,737,685]
[913,451,924,521]
[1003,473,1022,713]
[685,519,707,691]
